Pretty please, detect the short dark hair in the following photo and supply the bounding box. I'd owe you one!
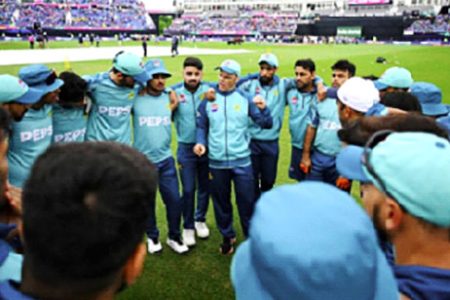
[380,92,422,114]
[0,107,11,142]
[59,71,87,107]
[295,59,315,72]
[338,114,448,146]
[183,57,203,70]
[22,142,157,295]
[332,60,356,77]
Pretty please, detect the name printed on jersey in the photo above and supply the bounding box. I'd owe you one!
[54,128,86,142]
[138,116,171,127]
[20,125,53,143]
[98,105,132,117]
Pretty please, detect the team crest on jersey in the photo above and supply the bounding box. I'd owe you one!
[179,94,186,103]
[234,104,241,112]
[211,103,219,112]
[128,92,135,100]
[273,90,279,97]
[291,96,298,105]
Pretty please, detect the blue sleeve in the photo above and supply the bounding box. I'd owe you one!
[313,75,323,84]
[309,105,319,128]
[170,82,183,90]
[82,72,109,92]
[201,81,216,88]
[248,98,273,129]
[366,103,388,116]
[283,78,296,91]
[237,72,258,87]
[196,100,209,146]
[326,87,338,99]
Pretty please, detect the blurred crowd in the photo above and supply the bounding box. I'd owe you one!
[166,13,298,35]
[0,0,153,30]
[407,14,450,33]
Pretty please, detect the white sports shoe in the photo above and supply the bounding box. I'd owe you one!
[167,238,189,254]
[182,229,196,247]
[147,238,162,254]
[195,221,210,239]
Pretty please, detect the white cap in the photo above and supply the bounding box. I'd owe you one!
[337,77,380,113]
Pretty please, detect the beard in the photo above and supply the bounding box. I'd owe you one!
[185,80,200,91]
[259,76,272,86]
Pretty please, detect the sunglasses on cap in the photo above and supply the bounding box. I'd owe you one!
[45,71,58,86]
[113,50,124,63]
[361,130,395,199]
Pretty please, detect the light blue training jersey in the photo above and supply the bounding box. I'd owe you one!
[52,104,87,143]
[309,98,342,156]
[196,87,273,168]
[286,88,317,149]
[8,105,53,187]
[84,72,140,145]
[133,91,172,164]
[239,75,287,141]
[172,82,211,144]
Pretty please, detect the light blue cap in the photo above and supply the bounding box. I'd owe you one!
[374,67,413,90]
[231,182,398,300]
[144,58,171,79]
[336,132,450,227]
[112,52,149,86]
[410,82,448,116]
[215,59,241,77]
[258,53,279,68]
[336,145,369,182]
[0,74,44,104]
[18,64,64,95]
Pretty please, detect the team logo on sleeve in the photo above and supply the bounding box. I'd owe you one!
[291,96,298,105]
[211,103,219,112]
[234,104,241,112]
[273,90,279,97]
[128,92,135,100]
[179,94,186,103]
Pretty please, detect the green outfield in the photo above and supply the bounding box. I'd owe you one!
[0,41,449,300]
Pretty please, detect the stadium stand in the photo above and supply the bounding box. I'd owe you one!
[0,0,154,30]
[407,14,450,33]
[165,11,298,35]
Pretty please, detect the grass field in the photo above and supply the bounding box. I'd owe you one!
[1,40,450,299]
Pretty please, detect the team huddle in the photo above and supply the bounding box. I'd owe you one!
[0,49,449,299]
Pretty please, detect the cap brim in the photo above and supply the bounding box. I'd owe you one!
[132,71,150,86]
[421,103,449,116]
[336,146,370,182]
[231,241,269,299]
[15,86,45,104]
[374,80,389,91]
[33,78,64,95]
[216,66,239,76]
[258,59,277,68]
[149,68,172,78]
[373,249,399,300]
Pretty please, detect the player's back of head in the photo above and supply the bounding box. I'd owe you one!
[21,142,157,298]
